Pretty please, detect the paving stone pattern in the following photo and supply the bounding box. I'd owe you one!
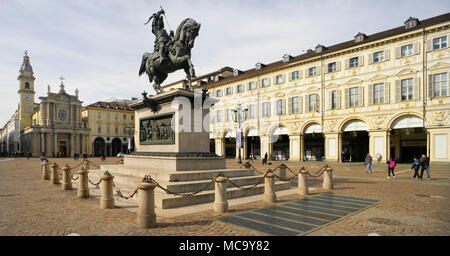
[0,158,449,236]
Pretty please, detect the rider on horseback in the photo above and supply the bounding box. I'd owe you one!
[144,9,174,63]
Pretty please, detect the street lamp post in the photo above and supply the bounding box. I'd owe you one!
[232,104,248,164]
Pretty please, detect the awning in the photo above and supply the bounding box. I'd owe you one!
[272,126,288,136]
[342,120,368,132]
[304,124,322,134]
[391,116,423,129]
[247,128,259,137]
[224,130,235,138]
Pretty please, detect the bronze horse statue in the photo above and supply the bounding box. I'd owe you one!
[139,10,201,94]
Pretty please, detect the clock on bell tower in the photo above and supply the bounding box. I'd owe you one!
[18,51,36,131]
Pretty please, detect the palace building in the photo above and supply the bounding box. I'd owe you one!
[165,13,450,165]
[81,100,136,157]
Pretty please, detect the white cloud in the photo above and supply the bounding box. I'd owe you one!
[0,0,449,125]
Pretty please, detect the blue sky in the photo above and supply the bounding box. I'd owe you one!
[0,0,449,125]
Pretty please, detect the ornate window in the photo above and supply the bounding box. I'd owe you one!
[401,78,414,101]
[401,44,414,57]
[432,73,448,97]
[373,83,385,104]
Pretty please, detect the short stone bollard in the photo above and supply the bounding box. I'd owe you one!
[61,164,73,190]
[278,164,287,180]
[119,159,124,165]
[83,161,90,170]
[77,168,89,198]
[264,170,276,203]
[213,176,228,213]
[100,171,114,209]
[41,161,50,180]
[322,167,333,190]
[297,168,308,196]
[50,162,59,184]
[137,176,157,228]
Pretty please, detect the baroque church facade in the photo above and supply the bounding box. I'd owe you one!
[8,53,89,157]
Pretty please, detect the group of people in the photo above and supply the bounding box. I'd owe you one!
[364,153,431,180]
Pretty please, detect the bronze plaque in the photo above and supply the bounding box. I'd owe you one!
[139,113,175,145]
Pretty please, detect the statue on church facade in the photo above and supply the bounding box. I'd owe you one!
[139,7,201,94]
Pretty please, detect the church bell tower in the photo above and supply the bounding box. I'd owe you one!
[18,51,36,131]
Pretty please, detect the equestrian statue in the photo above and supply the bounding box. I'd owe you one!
[139,8,201,94]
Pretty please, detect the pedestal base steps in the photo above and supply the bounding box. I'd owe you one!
[88,164,290,209]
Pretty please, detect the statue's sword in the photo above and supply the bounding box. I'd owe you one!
[160,6,172,32]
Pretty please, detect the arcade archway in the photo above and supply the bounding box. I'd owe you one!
[93,137,105,157]
[341,120,369,162]
[389,115,427,163]
[303,123,324,161]
[272,126,289,161]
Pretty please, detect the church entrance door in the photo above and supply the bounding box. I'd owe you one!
[58,141,68,157]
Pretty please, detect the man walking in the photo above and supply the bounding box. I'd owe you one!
[420,154,431,180]
[365,153,373,173]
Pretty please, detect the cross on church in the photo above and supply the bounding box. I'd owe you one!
[24,50,28,56]
[59,75,65,85]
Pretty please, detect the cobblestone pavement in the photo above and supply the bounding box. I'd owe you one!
[0,157,448,236]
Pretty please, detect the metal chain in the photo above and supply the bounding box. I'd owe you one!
[88,179,102,188]
[150,177,215,197]
[71,174,79,181]
[116,188,138,200]
[87,160,100,169]
[227,178,260,191]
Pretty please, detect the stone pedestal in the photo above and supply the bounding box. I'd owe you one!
[323,168,333,190]
[42,161,50,180]
[264,172,276,203]
[77,168,89,198]
[137,181,157,228]
[61,164,72,190]
[50,163,59,184]
[100,172,114,209]
[298,171,308,196]
[125,89,225,171]
[213,176,228,213]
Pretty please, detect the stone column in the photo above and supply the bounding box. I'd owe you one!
[289,135,301,161]
[100,171,114,209]
[53,133,58,156]
[61,164,72,190]
[297,168,308,196]
[242,137,248,160]
[338,132,343,163]
[300,134,304,162]
[77,168,89,198]
[50,162,59,184]
[42,161,50,180]
[137,180,157,228]
[70,134,75,157]
[213,176,228,213]
[264,171,276,203]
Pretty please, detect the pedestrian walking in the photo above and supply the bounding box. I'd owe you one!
[365,153,373,173]
[420,154,431,180]
[387,156,396,179]
[262,152,268,165]
[411,156,421,180]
